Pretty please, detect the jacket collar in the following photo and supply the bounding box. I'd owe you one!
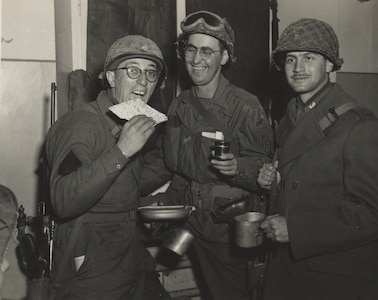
[277,83,355,169]
[96,90,124,138]
[182,75,233,117]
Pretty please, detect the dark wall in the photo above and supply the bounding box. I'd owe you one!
[86,0,271,109]
[86,0,177,112]
[84,0,274,156]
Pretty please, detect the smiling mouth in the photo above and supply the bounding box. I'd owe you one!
[132,90,146,97]
[292,74,309,79]
[192,66,207,72]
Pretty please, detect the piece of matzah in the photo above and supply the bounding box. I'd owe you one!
[109,99,168,125]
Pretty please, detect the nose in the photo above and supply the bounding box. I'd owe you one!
[294,58,305,73]
[193,49,203,64]
[136,71,147,86]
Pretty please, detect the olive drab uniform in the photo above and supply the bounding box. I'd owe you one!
[142,75,274,299]
[163,76,274,220]
[45,91,170,300]
[263,83,378,299]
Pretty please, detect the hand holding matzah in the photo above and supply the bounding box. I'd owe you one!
[109,99,168,125]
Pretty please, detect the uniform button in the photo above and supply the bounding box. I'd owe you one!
[355,225,360,229]
[238,172,246,179]
[197,191,202,197]
[292,181,298,189]
[116,163,121,170]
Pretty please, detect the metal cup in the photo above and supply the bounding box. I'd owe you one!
[214,140,231,160]
[163,227,195,256]
[234,212,265,248]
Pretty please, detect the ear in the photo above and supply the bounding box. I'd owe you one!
[220,50,230,66]
[325,59,334,73]
[105,70,115,88]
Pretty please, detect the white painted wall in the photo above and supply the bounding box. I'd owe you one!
[2,0,55,61]
[1,0,56,298]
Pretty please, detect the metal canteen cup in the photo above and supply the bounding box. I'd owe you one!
[234,212,265,248]
[163,227,195,256]
[214,140,231,160]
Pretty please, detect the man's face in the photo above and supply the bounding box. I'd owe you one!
[106,58,158,104]
[184,34,229,92]
[284,51,334,104]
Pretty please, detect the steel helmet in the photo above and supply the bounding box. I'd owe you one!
[99,35,167,88]
[272,18,344,71]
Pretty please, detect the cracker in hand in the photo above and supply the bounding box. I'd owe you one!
[109,99,168,125]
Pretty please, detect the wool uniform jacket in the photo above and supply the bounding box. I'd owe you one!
[264,83,378,299]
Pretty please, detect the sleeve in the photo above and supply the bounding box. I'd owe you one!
[45,111,129,218]
[139,134,173,196]
[228,105,275,191]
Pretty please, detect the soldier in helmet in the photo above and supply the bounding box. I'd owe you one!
[45,35,171,299]
[141,10,274,300]
[258,18,378,299]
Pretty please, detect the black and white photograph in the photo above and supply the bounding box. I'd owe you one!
[1,1,378,299]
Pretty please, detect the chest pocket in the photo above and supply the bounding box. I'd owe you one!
[181,132,216,183]
[165,103,239,183]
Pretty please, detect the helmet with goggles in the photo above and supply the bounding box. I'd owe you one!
[176,10,236,67]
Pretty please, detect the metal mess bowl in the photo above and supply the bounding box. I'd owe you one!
[137,205,195,221]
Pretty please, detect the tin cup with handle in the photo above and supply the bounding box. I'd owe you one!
[234,212,265,248]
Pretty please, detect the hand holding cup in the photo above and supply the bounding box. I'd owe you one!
[211,140,238,176]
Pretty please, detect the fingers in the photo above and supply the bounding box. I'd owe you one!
[117,115,156,158]
[261,214,277,228]
[211,151,235,161]
[261,215,289,243]
[210,154,238,176]
[127,115,156,133]
[123,115,156,141]
[258,163,277,187]
[261,219,276,240]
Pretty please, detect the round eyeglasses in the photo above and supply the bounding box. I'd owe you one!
[184,45,221,60]
[114,66,160,83]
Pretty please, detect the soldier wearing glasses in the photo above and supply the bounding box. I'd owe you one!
[45,35,171,300]
[142,11,274,300]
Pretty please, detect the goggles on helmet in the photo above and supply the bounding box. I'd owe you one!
[181,11,234,42]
